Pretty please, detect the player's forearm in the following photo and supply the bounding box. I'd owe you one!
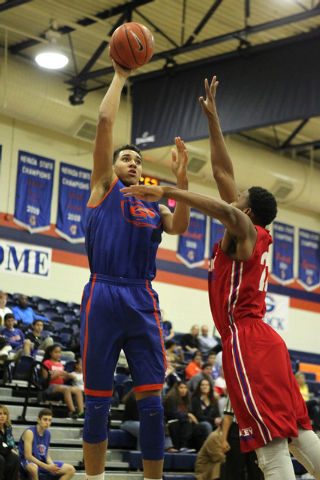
[207,114,235,179]
[25,453,48,470]
[167,178,189,235]
[98,72,127,124]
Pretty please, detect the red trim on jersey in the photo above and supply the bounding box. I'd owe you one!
[83,274,97,386]
[146,280,167,373]
[87,178,118,208]
[84,388,113,397]
[134,383,164,393]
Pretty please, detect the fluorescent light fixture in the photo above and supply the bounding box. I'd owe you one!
[35,28,69,70]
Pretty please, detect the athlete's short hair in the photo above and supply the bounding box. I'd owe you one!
[38,408,53,419]
[248,186,278,227]
[113,144,142,164]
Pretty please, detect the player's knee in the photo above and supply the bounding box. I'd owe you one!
[65,463,76,475]
[137,396,165,461]
[26,462,38,474]
[83,396,111,444]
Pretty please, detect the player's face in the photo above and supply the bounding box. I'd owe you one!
[231,190,250,212]
[114,150,142,186]
[38,415,52,430]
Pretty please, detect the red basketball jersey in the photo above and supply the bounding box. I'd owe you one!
[208,225,272,337]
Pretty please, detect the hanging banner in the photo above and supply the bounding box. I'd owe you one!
[271,222,294,285]
[210,219,225,256]
[0,239,52,279]
[176,208,206,268]
[13,151,55,233]
[55,163,91,243]
[263,293,289,333]
[298,229,320,291]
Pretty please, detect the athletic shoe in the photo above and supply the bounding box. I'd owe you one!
[179,447,196,453]
[67,411,78,420]
[77,412,85,419]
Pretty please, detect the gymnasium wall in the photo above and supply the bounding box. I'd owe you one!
[0,105,319,354]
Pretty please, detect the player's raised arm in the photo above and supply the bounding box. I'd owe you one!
[89,60,133,205]
[199,77,240,204]
[160,137,190,235]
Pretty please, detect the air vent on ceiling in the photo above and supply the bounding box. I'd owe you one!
[74,119,97,142]
[270,181,294,200]
[187,156,208,174]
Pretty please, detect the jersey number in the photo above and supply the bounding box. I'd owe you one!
[259,251,268,292]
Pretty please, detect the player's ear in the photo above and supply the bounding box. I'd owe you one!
[243,207,252,216]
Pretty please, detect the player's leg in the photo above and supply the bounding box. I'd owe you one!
[55,461,76,480]
[288,426,320,480]
[24,461,38,480]
[255,437,296,480]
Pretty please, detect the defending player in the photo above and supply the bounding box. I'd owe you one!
[121,77,320,480]
[80,59,189,480]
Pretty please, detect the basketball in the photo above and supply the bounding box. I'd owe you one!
[110,22,155,69]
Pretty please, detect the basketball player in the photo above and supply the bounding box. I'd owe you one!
[121,77,320,479]
[80,59,190,480]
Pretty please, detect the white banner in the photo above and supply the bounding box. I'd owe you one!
[263,293,289,333]
[0,239,52,280]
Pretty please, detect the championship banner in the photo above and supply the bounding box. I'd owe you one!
[177,208,206,268]
[209,218,226,256]
[263,293,289,333]
[14,151,55,233]
[298,229,320,291]
[55,163,91,243]
[271,222,294,285]
[0,239,52,279]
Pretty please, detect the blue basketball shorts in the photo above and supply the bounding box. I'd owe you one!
[21,460,64,476]
[80,274,166,397]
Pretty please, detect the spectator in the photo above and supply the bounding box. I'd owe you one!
[42,344,84,419]
[2,313,31,359]
[19,408,75,479]
[165,339,184,367]
[161,309,175,340]
[181,325,200,352]
[191,378,221,438]
[295,371,320,433]
[207,352,220,380]
[198,325,219,356]
[164,355,181,393]
[194,427,225,480]
[121,389,178,452]
[25,319,53,354]
[72,357,84,391]
[188,362,215,393]
[0,404,20,480]
[163,381,207,452]
[214,367,227,417]
[185,350,203,380]
[11,294,49,330]
[221,394,263,480]
[0,292,12,326]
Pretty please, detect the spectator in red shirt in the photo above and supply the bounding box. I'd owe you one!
[185,350,203,380]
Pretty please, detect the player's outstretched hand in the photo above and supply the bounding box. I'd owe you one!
[120,185,165,202]
[171,137,188,183]
[199,76,219,118]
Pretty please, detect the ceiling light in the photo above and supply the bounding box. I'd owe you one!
[35,29,68,69]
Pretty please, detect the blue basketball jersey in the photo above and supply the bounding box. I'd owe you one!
[85,178,163,279]
[19,425,50,462]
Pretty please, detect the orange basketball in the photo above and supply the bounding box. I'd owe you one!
[110,22,155,69]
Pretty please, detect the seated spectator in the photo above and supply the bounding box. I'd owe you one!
[295,371,320,432]
[161,309,175,340]
[25,319,53,354]
[121,389,177,452]
[2,313,31,360]
[194,427,225,480]
[18,408,75,479]
[185,350,203,380]
[72,357,84,391]
[188,362,215,393]
[214,367,227,417]
[11,294,49,330]
[165,339,184,367]
[207,352,220,380]
[191,379,221,438]
[163,381,207,452]
[164,355,181,393]
[221,394,263,480]
[42,345,84,419]
[181,325,200,352]
[198,325,219,356]
[0,404,20,480]
[0,292,12,326]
